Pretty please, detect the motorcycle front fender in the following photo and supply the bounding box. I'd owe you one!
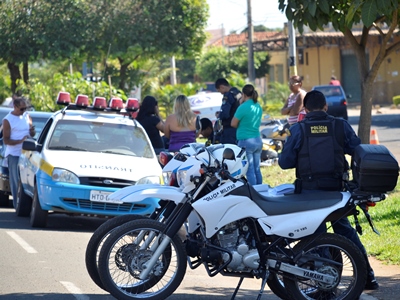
[108,184,186,204]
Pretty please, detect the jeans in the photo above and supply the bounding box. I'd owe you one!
[315,216,375,279]
[8,155,20,208]
[238,137,262,185]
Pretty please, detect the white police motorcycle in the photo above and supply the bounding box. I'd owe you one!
[95,144,388,300]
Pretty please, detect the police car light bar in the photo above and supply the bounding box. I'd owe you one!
[56,92,71,106]
[75,94,89,108]
[93,97,107,110]
[109,97,124,111]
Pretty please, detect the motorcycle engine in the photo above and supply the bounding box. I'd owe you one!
[216,222,260,272]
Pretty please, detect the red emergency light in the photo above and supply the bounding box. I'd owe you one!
[109,97,124,111]
[75,94,89,107]
[56,92,71,105]
[93,97,107,110]
[126,98,139,111]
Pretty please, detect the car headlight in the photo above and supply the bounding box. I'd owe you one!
[52,168,80,184]
[162,171,173,186]
[177,170,187,187]
[135,176,161,185]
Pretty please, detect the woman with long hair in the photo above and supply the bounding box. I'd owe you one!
[164,95,199,152]
[231,84,263,185]
[136,95,165,154]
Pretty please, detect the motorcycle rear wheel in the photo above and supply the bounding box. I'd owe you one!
[85,214,146,291]
[98,219,187,300]
[283,233,367,300]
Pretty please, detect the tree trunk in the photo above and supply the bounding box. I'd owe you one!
[23,62,29,85]
[118,57,128,91]
[7,62,21,93]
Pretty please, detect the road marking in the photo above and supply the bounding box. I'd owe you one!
[6,231,37,253]
[60,281,90,300]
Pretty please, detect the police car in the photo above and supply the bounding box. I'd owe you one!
[17,92,162,227]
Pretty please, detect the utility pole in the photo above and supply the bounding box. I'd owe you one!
[288,20,297,76]
[170,56,177,85]
[247,0,255,82]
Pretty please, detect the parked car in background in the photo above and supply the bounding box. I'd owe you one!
[17,94,162,227]
[0,109,53,207]
[188,92,222,122]
[312,85,349,120]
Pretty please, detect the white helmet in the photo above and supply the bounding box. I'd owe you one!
[197,144,248,180]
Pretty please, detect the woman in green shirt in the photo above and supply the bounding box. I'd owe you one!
[231,84,263,185]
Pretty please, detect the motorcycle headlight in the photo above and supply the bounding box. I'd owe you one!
[135,176,161,185]
[177,170,187,187]
[52,168,80,184]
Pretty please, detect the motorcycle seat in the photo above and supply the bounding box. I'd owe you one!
[249,185,343,216]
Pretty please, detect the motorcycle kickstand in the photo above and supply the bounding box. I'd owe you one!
[256,270,268,300]
[230,277,244,300]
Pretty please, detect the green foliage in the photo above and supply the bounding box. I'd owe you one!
[393,95,400,106]
[90,0,209,91]
[18,72,126,112]
[195,46,270,82]
[260,82,288,116]
[278,0,399,33]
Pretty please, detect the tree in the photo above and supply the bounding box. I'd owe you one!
[278,0,400,143]
[89,0,209,92]
[0,0,91,93]
[195,46,270,82]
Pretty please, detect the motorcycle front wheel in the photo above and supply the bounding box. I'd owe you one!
[283,233,367,300]
[98,219,187,300]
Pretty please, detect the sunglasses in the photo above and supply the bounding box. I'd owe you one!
[19,106,27,112]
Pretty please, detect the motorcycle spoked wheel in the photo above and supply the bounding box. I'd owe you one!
[283,233,367,300]
[85,214,146,291]
[266,243,342,300]
[98,219,187,300]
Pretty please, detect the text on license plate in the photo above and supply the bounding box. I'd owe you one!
[90,190,122,204]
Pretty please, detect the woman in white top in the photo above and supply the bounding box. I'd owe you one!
[2,97,35,208]
[281,75,306,126]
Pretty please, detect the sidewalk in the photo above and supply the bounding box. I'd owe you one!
[347,105,400,117]
[361,256,400,299]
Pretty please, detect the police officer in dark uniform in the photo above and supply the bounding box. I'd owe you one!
[215,78,241,144]
[279,90,379,290]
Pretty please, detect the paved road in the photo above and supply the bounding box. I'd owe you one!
[1,207,399,299]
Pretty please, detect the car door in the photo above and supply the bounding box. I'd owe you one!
[20,118,54,196]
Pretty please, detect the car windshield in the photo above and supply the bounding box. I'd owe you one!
[313,86,343,97]
[47,120,154,158]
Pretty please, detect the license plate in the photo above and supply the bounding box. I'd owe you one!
[90,190,122,204]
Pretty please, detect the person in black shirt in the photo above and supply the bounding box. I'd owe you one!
[215,78,241,144]
[200,117,220,146]
[136,96,165,155]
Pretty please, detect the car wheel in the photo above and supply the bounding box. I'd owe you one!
[16,180,32,217]
[0,191,9,207]
[343,110,348,120]
[30,186,48,228]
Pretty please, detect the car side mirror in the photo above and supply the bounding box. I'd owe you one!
[22,139,42,152]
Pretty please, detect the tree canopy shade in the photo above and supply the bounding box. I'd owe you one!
[278,0,400,143]
[0,0,91,92]
[89,0,209,90]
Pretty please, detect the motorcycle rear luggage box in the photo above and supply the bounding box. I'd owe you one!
[352,144,399,192]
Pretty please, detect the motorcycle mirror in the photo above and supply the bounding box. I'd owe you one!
[223,148,235,160]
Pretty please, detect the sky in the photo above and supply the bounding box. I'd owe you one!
[206,0,288,33]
